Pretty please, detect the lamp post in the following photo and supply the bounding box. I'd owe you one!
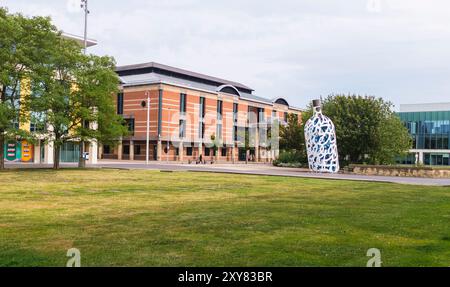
[167,108,170,164]
[78,0,89,168]
[81,0,89,54]
[145,91,150,165]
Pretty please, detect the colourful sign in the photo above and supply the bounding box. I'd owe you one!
[3,141,29,162]
[21,141,33,162]
[5,142,20,162]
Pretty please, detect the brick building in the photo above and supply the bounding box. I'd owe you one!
[99,62,302,163]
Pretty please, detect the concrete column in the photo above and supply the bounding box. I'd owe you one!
[198,141,203,156]
[255,128,260,162]
[88,118,98,164]
[45,140,54,164]
[88,141,98,164]
[233,144,238,164]
[45,123,54,164]
[117,141,123,160]
[33,140,41,164]
[157,140,162,161]
[179,142,184,162]
[130,140,135,161]
[98,144,103,160]
[419,151,424,165]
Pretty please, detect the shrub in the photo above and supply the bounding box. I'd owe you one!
[273,150,307,167]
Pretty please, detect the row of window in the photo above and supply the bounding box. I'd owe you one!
[104,144,229,158]
[397,153,450,166]
[411,134,450,150]
[118,92,291,139]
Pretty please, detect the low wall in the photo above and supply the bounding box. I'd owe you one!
[350,165,450,178]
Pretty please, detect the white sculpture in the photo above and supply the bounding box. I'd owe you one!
[304,99,340,173]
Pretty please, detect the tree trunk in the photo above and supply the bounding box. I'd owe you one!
[78,141,86,168]
[0,85,5,170]
[53,144,60,170]
[0,133,4,170]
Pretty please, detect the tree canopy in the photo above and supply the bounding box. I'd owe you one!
[301,95,412,165]
[0,7,127,169]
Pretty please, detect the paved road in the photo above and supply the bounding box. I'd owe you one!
[4,161,450,186]
[96,161,450,187]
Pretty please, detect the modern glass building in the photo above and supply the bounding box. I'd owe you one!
[397,103,450,166]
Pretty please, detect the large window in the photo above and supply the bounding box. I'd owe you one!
[179,119,186,138]
[200,97,205,118]
[117,92,124,115]
[180,93,187,113]
[258,108,265,123]
[30,111,46,133]
[398,111,450,150]
[125,118,135,136]
[217,100,223,120]
[216,123,222,140]
[199,122,205,139]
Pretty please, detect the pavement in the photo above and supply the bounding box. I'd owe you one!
[3,160,450,186]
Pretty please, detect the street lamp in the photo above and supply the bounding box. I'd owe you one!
[145,91,150,165]
[80,0,90,54]
[167,107,171,163]
[79,0,90,167]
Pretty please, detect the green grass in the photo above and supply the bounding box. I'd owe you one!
[0,169,449,267]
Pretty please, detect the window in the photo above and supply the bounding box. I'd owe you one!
[272,110,277,118]
[125,119,135,135]
[117,92,124,115]
[134,145,141,155]
[221,148,227,157]
[233,103,238,123]
[199,122,205,139]
[233,126,238,141]
[217,100,223,120]
[103,145,111,154]
[180,93,187,113]
[200,97,205,118]
[123,145,130,155]
[30,112,45,133]
[205,148,210,156]
[258,108,265,123]
[179,119,186,138]
[187,147,193,156]
[216,124,222,140]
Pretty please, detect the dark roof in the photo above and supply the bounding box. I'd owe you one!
[116,62,253,93]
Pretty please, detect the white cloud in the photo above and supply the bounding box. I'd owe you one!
[2,0,450,109]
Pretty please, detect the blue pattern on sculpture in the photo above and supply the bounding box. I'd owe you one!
[304,100,339,173]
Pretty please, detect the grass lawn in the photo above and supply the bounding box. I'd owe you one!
[0,169,449,267]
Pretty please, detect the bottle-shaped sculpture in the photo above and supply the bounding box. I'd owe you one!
[304,99,339,173]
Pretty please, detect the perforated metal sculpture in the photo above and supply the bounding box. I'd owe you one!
[304,99,340,173]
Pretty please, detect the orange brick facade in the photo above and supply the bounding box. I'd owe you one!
[100,63,302,163]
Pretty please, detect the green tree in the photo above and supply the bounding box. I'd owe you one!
[302,95,411,165]
[0,8,58,169]
[31,36,127,169]
[279,113,307,163]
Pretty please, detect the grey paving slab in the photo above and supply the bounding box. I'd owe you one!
[4,161,450,187]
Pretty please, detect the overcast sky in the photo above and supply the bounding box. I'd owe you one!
[2,0,450,109]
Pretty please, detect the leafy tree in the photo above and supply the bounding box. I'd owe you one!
[0,8,58,169]
[279,113,307,163]
[0,8,126,170]
[31,35,127,169]
[302,94,411,165]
